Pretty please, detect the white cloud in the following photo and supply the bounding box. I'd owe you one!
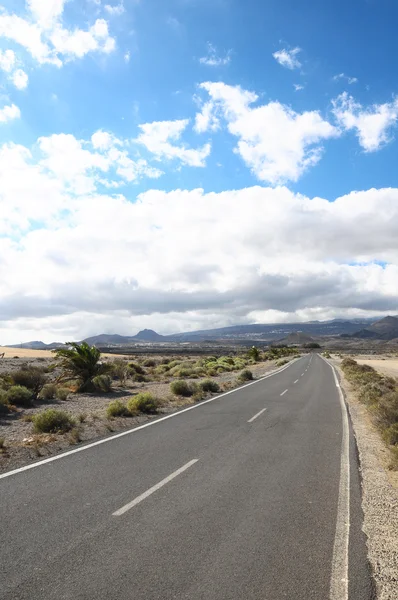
[33,130,163,195]
[1,157,398,343]
[0,104,21,123]
[27,0,67,30]
[38,133,111,194]
[0,3,116,66]
[332,92,398,152]
[333,73,358,85]
[91,130,121,150]
[50,19,115,59]
[12,69,29,90]
[0,49,16,72]
[199,42,231,67]
[197,81,338,184]
[294,83,304,91]
[0,13,59,66]
[273,47,301,70]
[104,3,125,16]
[0,49,29,90]
[124,50,130,63]
[137,119,211,167]
[194,101,220,133]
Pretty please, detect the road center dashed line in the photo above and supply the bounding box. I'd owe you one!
[294,379,299,384]
[247,407,267,423]
[280,389,288,396]
[113,459,199,516]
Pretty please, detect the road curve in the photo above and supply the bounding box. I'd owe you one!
[0,354,374,600]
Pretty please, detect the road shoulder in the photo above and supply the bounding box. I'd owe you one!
[333,361,398,600]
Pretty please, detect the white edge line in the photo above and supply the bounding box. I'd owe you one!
[0,357,303,481]
[280,389,288,396]
[320,355,350,600]
[113,459,198,516]
[247,407,267,423]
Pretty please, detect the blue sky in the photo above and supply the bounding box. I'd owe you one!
[0,0,398,342]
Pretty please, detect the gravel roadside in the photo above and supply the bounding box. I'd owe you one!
[333,360,398,600]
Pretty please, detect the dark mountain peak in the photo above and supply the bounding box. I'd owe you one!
[134,329,165,341]
[372,315,398,327]
[351,315,398,340]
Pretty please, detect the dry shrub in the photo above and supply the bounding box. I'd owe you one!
[33,409,75,434]
[107,400,129,418]
[127,393,160,415]
[6,385,33,407]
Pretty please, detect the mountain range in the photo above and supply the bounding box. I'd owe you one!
[4,316,398,350]
[83,316,398,345]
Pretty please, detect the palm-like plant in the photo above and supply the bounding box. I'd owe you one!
[53,342,107,392]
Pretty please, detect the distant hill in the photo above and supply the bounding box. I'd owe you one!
[4,341,63,350]
[82,318,382,347]
[135,329,166,341]
[83,329,166,346]
[282,332,315,345]
[83,334,136,346]
[351,316,398,341]
[10,316,395,350]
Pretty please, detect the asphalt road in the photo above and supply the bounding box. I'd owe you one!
[0,354,374,600]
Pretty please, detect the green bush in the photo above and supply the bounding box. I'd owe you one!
[132,373,146,383]
[342,358,398,463]
[6,385,33,407]
[106,400,129,418]
[92,374,112,393]
[248,346,261,361]
[12,368,46,398]
[129,362,145,375]
[127,393,159,415]
[39,383,57,400]
[0,373,13,390]
[52,341,107,392]
[0,390,11,414]
[341,357,359,369]
[277,359,289,366]
[383,423,398,446]
[111,359,130,385]
[238,369,253,382]
[143,358,157,367]
[199,379,220,393]
[377,392,398,428]
[170,380,193,397]
[173,368,194,378]
[55,387,70,401]
[168,360,181,369]
[233,359,247,370]
[33,409,75,433]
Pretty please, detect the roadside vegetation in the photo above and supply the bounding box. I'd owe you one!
[341,357,398,469]
[0,343,301,466]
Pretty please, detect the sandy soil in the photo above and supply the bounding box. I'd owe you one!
[0,346,128,359]
[354,356,398,379]
[332,359,398,600]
